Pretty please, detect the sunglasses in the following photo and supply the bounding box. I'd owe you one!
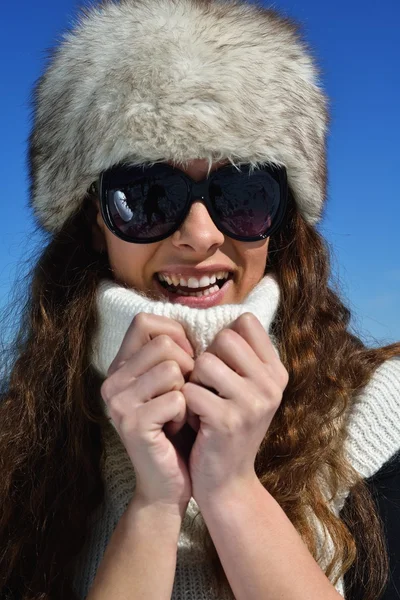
[94,162,288,244]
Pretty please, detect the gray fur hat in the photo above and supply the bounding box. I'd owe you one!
[29,0,329,234]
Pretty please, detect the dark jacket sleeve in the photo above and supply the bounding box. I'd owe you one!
[341,450,400,599]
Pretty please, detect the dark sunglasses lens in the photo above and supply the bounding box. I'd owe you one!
[103,167,188,240]
[209,168,281,237]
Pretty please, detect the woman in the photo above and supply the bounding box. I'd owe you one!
[1,0,399,598]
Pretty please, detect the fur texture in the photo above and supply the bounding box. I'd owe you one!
[28,0,329,233]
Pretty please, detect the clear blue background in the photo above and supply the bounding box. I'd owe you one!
[1,0,399,346]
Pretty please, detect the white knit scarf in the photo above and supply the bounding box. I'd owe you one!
[90,272,281,385]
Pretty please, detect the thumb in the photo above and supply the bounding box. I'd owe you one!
[187,408,200,433]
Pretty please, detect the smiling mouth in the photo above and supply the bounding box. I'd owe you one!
[155,272,234,297]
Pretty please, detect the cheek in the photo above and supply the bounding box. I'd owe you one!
[103,232,152,285]
[104,234,127,267]
[237,239,269,275]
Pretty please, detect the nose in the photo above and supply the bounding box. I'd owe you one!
[170,199,225,253]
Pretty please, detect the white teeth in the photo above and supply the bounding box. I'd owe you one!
[157,271,229,288]
[199,274,216,286]
[187,277,200,288]
[171,275,180,286]
[180,284,220,297]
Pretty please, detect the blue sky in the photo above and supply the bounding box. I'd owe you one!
[1,0,399,347]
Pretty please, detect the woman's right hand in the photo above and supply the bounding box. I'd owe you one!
[100,313,195,517]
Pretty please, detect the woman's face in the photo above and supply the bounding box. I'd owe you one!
[92,158,270,307]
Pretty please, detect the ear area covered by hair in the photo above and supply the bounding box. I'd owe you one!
[82,192,107,254]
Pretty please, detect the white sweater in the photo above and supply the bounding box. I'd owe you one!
[72,275,400,598]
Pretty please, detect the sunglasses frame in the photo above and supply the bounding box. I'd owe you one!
[97,162,288,244]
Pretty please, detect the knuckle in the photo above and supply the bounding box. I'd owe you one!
[215,328,236,345]
[161,359,182,380]
[105,393,127,425]
[251,397,268,421]
[268,382,284,409]
[237,312,257,326]
[100,378,115,403]
[223,410,242,435]
[279,366,289,388]
[234,313,260,338]
[154,334,175,353]
[132,312,150,329]
[170,390,185,404]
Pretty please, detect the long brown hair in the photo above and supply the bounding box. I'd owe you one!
[0,190,399,599]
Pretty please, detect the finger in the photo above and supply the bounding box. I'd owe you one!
[183,382,227,430]
[229,314,288,389]
[186,407,201,433]
[108,313,194,375]
[207,328,261,379]
[228,313,280,366]
[135,390,187,432]
[108,335,194,390]
[135,360,185,402]
[102,359,185,407]
[189,352,242,399]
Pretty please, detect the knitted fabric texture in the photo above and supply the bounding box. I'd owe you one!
[72,275,400,598]
[90,273,281,406]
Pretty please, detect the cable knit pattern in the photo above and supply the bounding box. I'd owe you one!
[91,274,281,371]
[344,357,400,480]
[307,357,400,597]
[71,276,400,599]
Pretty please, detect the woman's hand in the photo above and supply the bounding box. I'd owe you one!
[101,313,195,517]
[182,312,289,503]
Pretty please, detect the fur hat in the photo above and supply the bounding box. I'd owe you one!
[28,0,329,234]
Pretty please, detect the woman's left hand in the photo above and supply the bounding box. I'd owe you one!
[182,312,289,504]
